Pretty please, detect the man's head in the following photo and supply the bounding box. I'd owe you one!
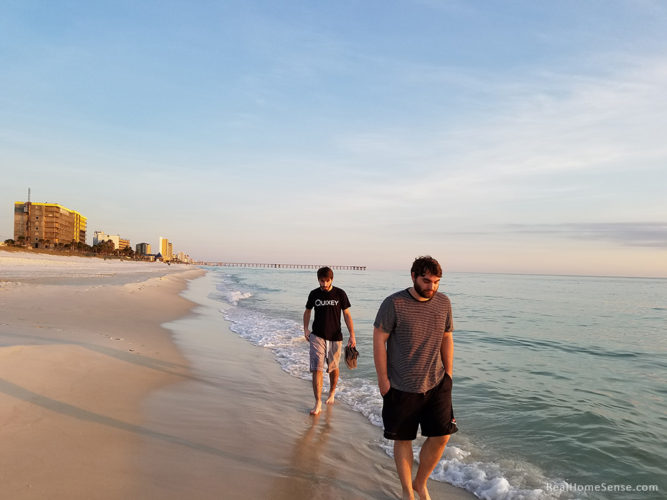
[410,256,442,299]
[317,266,334,291]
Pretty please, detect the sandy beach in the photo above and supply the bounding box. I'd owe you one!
[0,251,474,499]
[0,251,204,498]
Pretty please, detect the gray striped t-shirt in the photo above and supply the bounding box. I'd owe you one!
[374,289,453,393]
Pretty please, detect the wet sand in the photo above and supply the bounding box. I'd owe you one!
[134,272,475,499]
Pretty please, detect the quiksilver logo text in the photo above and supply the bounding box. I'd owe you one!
[315,299,339,306]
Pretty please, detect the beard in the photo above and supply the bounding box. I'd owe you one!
[414,281,436,299]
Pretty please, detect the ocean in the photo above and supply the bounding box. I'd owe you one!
[204,266,666,499]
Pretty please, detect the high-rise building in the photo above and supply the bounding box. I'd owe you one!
[14,202,87,248]
[176,251,192,263]
[159,236,173,261]
[136,242,151,255]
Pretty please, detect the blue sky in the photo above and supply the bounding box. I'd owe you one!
[2,1,666,276]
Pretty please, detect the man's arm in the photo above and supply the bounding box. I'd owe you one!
[441,330,454,378]
[342,308,356,347]
[303,308,312,340]
[373,326,391,395]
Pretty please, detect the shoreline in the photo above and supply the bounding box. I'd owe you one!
[0,252,474,498]
[135,271,476,499]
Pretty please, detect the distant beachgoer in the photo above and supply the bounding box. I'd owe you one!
[373,256,458,500]
[303,266,355,415]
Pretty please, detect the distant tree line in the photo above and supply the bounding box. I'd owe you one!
[3,237,137,259]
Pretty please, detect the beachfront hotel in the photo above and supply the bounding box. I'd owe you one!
[136,242,151,255]
[176,251,193,264]
[13,201,87,248]
[159,236,173,261]
[93,231,130,250]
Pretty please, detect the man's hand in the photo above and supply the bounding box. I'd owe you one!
[347,336,356,348]
[373,325,391,396]
[378,377,391,396]
[303,309,312,342]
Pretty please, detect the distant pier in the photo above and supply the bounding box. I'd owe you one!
[199,262,366,271]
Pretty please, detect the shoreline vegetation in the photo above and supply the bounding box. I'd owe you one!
[0,242,190,263]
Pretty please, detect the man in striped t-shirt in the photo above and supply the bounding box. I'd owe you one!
[373,256,457,500]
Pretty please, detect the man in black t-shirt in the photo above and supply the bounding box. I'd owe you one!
[303,266,355,415]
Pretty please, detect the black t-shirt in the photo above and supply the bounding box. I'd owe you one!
[305,286,351,341]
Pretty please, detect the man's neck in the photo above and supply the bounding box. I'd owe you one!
[408,287,430,302]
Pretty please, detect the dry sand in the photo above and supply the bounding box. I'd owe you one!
[0,251,474,499]
[0,251,203,498]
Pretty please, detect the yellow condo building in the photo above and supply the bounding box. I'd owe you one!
[14,202,87,248]
[159,236,173,261]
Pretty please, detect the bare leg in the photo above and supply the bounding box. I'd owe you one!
[412,435,450,500]
[394,440,415,500]
[310,370,323,415]
[325,368,339,405]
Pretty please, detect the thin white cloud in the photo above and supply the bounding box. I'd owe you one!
[503,222,667,248]
[329,52,667,218]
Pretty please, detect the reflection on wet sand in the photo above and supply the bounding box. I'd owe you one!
[270,407,334,498]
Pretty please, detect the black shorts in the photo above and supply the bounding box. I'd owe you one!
[382,374,458,441]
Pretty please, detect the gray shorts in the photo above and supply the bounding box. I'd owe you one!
[309,335,342,373]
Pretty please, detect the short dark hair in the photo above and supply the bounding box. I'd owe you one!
[411,256,442,278]
[317,266,334,280]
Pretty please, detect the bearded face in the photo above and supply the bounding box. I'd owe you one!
[411,272,440,299]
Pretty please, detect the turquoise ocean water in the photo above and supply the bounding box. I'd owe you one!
[204,267,665,499]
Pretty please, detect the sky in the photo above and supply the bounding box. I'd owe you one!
[1,0,666,277]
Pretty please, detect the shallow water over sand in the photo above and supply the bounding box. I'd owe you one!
[201,267,666,500]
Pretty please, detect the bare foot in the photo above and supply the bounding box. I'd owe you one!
[413,482,431,500]
[310,401,322,415]
[325,392,336,405]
